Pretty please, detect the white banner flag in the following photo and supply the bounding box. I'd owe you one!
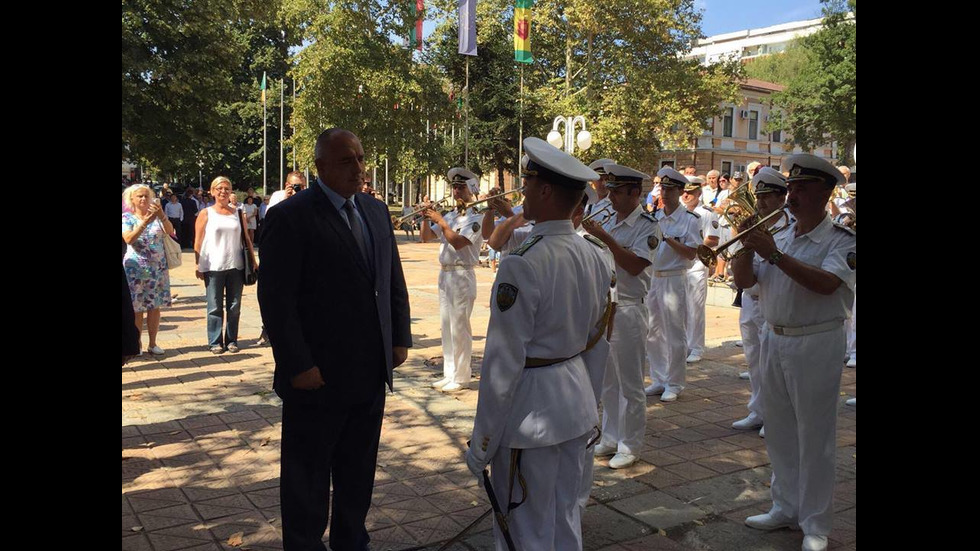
[458,0,477,56]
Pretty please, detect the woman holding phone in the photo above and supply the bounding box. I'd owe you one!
[122,184,174,355]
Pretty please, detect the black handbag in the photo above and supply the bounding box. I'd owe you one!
[238,211,258,286]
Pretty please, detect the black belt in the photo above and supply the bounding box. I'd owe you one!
[524,353,578,369]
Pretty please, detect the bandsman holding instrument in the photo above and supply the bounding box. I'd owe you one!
[465,137,613,550]
[681,175,721,364]
[644,167,702,402]
[731,167,790,435]
[422,168,485,393]
[731,154,855,551]
[582,163,661,470]
[584,158,615,217]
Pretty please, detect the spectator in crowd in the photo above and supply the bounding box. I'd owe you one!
[710,172,738,282]
[122,184,175,356]
[255,195,267,245]
[267,172,308,209]
[829,165,851,217]
[702,170,723,208]
[164,193,184,245]
[179,189,200,249]
[194,176,257,355]
[682,165,697,176]
[242,196,258,243]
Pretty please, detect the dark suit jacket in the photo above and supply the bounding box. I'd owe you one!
[257,185,412,405]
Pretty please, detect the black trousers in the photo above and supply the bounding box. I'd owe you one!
[280,385,386,551]
[181,220,196,248]
[169,218,182,244]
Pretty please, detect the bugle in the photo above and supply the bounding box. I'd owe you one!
[392,196,454,225]
[696,207,790,267]
[581,205,614,225]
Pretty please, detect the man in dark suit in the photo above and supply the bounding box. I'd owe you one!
[258,128,412,551]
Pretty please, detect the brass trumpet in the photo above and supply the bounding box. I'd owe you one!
[464,188,524,213]
[581,205,614,225]
[392,196,455,226]
[696,207,791,267]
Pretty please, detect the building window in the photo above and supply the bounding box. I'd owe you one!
[661,160,675,169]
[748,111,759,140]
[723,108,733,138]
[721,161,732,175]
[772,129,782,143]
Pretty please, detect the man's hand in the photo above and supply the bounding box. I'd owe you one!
[392,346,408,368]
[423,208,445,225]
[195,270,205,281]
[582,219,611,241]
[291,366,325,390]
[465,448,487,481]
[741,226,776,258]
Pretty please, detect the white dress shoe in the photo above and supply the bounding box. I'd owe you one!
[744,513,799,531]
[440,382,465,392]
[846,358,856,368]
[431,377,451,389]
[147,345,165,355]
[739,371,750,380]
[660,390,679,402]
[732,415,764,430]
[734,340,743,347]
[759,426,765,438]
[845,398,856,406]
[802,535,828,551]
[685,353,702,363]
[608,453,637,469]
[644,383,665,396]
[593,443,617,457]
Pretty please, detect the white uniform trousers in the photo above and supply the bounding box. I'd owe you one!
[738,292,765,421]
[438,267,477,383]
[599,303,648,455]
[685,266,708,357]
[646,275,689,393]
[760,325,844,537]
[490,432,591,551]
[845,290,856,363]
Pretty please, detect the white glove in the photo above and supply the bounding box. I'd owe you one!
[465,448,486,480]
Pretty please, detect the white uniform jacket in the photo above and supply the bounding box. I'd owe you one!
[428,207,485,266]
[469,220,614,464]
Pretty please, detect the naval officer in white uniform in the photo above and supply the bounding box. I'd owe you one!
[465,137,613,551]
[422,168,485,392]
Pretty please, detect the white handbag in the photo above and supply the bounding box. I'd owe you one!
[163,231,182,269]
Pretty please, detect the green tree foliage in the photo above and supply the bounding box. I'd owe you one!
[743,43,813,86]
[769,0,856,164]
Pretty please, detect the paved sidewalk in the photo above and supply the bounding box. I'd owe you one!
[122,237,856,551]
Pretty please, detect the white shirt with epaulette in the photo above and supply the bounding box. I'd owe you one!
[753,214,856,327]
[601,205,662,300]
[653,206,702,272]
[586,195,612,218]
[694,204,721,240]
[468,219,613,463]
[428,207,485,266]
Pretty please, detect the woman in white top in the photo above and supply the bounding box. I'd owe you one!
[194,176,257,354]
[242,196,258,243]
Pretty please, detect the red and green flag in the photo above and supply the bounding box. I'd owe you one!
[410,0,424,51]
[514,0,533,63]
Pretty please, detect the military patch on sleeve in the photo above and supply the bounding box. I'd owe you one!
[471,222,480,232]
[711,220,719,229]
[510,235,542,256]
[496,283,519,312]
[846,252,856,270]
[647,235,660,249]
[583,234,607,249]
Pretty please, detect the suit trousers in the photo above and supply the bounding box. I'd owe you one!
[760,326,844,537]
[280,386,386,551]
[646,275,689,394]
[438,267,477,383]
[685,265,708,357]
[600,303,648,455]
[490,432,591,551]
[739,292,765,421]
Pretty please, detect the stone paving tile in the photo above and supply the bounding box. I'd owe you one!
[608,490,708,530]
[121,534,154,551]
[694,448,771,474]
[638,448,687,468]
[610,533,696,550]
[670,516,803,551]
[689,423,741,440]
[634,467,689,490]
[662,461,720,482]
[661,468,773,515]
[719,432,768,450]
[582,504,657,548]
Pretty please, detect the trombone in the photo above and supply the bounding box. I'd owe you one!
[696,207,791,267]
[464,189,524,213]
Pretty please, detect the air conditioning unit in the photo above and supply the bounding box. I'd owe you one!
[739,109,749,119]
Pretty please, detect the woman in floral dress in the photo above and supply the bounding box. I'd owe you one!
[122,184,174,355]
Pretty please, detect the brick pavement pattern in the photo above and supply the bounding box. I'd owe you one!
[123,236,856,551]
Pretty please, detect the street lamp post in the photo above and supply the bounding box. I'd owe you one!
[197,159,203,188]
[546,115,592,154]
